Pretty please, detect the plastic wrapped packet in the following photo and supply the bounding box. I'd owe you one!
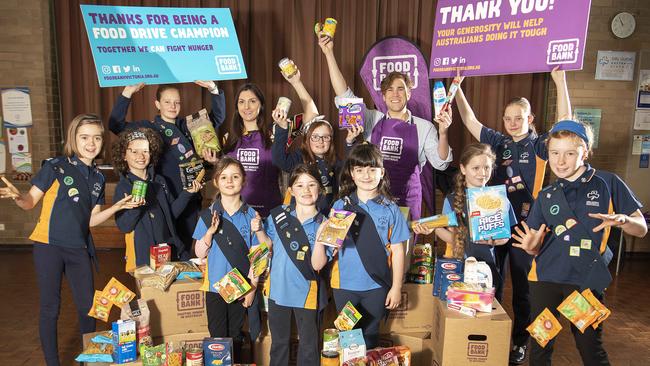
[214,267,252,303]
[75,341,114,363]
[179,159,205,190]
[334,301,362,331]
[557,290,601,333]
[165,342,183,366]
[171,261,203,280]
[141,343,166,366]
[463,256,493,290]
[101,277,136,307]
[186,108,221,155]
[318,209,356,248]
[248,243,270,278]
[581,289,611,329]
[137,264,179,292]
[466,185,511,241]
[338,98,365,129]
[446,281,495,313]
[120,298,152,353]
[342,357,368,366]
[527,308,562,347]
[90,331,113,344]
[88,290,113,322]
[410,212,458,230]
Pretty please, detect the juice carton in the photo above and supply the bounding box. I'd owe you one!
[111,319,136,364]
[339,329,366,362]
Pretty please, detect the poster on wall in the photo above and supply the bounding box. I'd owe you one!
[637,69,650,109]
[80,5,248,87]
[11,152,31,174]
[0,142,5,174]
[634,110,650,130]
[1,88,33,128]
[6,128,29,154]
[595,51,635,81]
[429,0,592,78]
[574,108,601,148]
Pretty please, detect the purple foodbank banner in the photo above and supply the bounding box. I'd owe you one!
[429,0,591,78]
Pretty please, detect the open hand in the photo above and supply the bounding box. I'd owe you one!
[512,222,546,255]
[589,213,627,232]
[122,83,145,98]
[0,176,20,200]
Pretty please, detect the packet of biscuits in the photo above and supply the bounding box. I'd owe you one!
[581,289,611,329]
[179,158,205,189]
[101,277,136,307]
[466,185,511,241]
[557,290,601,333]
[527,308,562,347]
[88,290,113,322]
[214,267,252,304]
[186,108,221,155]
[318,209,356,248]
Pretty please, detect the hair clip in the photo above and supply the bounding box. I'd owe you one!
[126,130,147,143]
[301,115,331,133]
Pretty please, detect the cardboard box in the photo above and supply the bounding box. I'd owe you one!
[254,336,299,366]
[81,332,143,366]
[379,332,434,366]
[136,279,208,337]
[380,283,434,333]
[431,297,512,365]
[153,331,211,350]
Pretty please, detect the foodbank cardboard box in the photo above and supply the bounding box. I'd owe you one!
[153,331,211,350]
[136,279,208,337]
[379,332,434,366]
[431,297,511,366]
[380,283,434,333]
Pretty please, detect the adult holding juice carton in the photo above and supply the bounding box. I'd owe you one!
[512,120,647,366]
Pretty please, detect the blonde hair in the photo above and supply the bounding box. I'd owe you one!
[63,114,104,158]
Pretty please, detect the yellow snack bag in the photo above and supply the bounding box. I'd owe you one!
[102,277,136,307]
[527,308,562,347]
[557,290,601,333]
[581,289,611,329]
[88,290,112,322]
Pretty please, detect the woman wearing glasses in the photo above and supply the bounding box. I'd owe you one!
[222,83,282,218]
[272,64,362,213]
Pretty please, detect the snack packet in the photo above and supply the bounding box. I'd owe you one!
[338,98,365,129]
[466,185,511,241]
[318,209,356,248]
[557,290,601,333]
[171,261,203,280]
[410,212,458,230]
[186,108,221,155]
[101,277,136,307]
[120,298,153,353]
[366,346,411,365]
[88,290,113,322]
[214,267,252,303]
[165,342,183,366]
[248,242,270,278]
[581,289,611,329]
[334,301,362,331]
[141,343,166,366]
[137,264,179,292]
[527,308,562,347]
[75,341,114,363]
[90,331,113,344]
[342,357,368,366]
[179,159,205,190]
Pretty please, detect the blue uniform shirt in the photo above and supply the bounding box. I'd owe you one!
[526,165,642,285]
[30,156,105,248]
[194,200,259,293]
[329,195,410,291]
[265,208,321,309]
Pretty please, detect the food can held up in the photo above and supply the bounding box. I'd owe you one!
[315,18,337,38]
[278,58,298,78]
[276,97,292,115]
[131,180,147,201]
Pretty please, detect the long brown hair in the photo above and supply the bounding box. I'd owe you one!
[112,128,163,175]
[211,156,246,199]
[222,83,272,152]
[338,143,392,200]
[300,120,336,166]
[63,113,104,158]
[451,143,496,259]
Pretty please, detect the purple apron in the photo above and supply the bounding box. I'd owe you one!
[370,117,422,220]
[226,131,281,217]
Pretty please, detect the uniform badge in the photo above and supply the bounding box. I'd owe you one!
[563,234,570,241]
[68,188,79,197]
[184,150,194,159]
[171,137,180,145]
[580,239,592,250]
[555,225,566,236]
[549,205,560,215]
[511,175,522,184]
[285,231,291,239]
[569,246,581,256]
[290,241,299,251]
[63,176,74,186]
[73,197,79,203]
[165,129,173,137]
[508,186,516,193]
[506,166,514,177]
[503,149,512,159]
[301,246,309,252]
[565,219,577,229]
[178,144,186,154]
[516,183,525,190]
[296,251,305,261]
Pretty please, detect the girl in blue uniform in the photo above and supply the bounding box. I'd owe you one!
[415,143,518,296]
[254,164,325,366]
[193,157,263,362]
[0,114,140,366]
[112,128,202,272]
[223,83,282,217]
[454,68,571,363]
[312,143,409,349]
[109,81,226,253]
[513,120,647,366]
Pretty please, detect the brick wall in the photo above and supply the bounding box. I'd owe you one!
[0,1,61,244]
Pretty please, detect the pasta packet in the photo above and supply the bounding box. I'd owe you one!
[581,289,611,329]
[75,341,114,363]
[557,290,601,333]
[527,308,562,347]
[101,277,136,307]
[318,209,356,248]
[410,212,458,230]
[334,301,362,331]
[186,108,221,155]
[214,267,252,303]
[88,290,113,322]
[248,242,270,278]
[171,261,203,280]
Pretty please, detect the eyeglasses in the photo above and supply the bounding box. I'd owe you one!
[310,134,332,142]
[127,148,150,156]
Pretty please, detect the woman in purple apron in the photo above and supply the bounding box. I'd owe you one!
[319,35,452,221]
[222,83,282,217]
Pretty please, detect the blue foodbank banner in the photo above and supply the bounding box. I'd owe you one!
[80,5,247,87]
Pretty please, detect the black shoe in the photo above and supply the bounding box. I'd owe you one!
[509,345,527,365]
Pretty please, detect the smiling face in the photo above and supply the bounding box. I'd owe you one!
[308,125,332,157]
[548,135,587,181]
[382,77,411,115]
[75,123,104,163]
[350,165,384,195]
[125,139,150,173]
[237,90,261,123]
[289,173,320,207]
[155,88,181,122]
[214,163,245,197]
[460,154,494,188]
[502,103,532,140]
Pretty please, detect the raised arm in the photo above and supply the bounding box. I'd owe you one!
[281,69,319,124]
[195,80,227,129]
[551,67,571,121]
[318,35,348,96]
[109,83,145,135]
[455,83,484,141]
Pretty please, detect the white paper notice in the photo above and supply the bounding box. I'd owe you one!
[595,51,636,81]
[1,88,33,127]
[0,142,6,174]
[633,135,643,155]
[7,127,29,153]
[634,110,650,130]
[11,152,32,173]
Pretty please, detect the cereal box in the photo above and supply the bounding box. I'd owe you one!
[213,268,252,304]
[338,98,365,129]
[466,185,512,242]
[150,243,171,270]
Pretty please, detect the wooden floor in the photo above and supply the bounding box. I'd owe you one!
[1,247,649,366]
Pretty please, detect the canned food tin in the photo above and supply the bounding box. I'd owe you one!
[131,180,147,200]
[276,97,292,115]
[185,348,203,366]
[278,57,298,78]
[322,18,337,38]
[323,328,339,352]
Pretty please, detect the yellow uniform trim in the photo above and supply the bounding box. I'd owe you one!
[303,280,318,310]
[528,258,538,281]
[283,190,292,205]
[600,200,614,254]
[532,156,547,199]
[200,257,210,292]
[330,257,340,289]
[124,232,136,272]
[29,180,60,244]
